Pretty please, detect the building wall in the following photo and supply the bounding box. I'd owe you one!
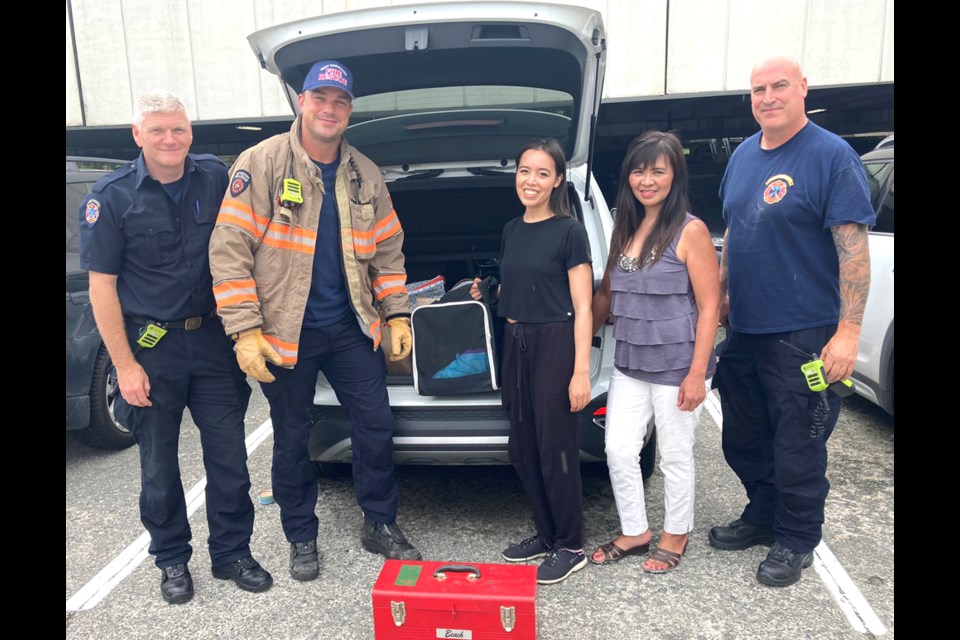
[65,0,894,127]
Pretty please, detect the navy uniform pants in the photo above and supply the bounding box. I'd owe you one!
[260,316,398,544]
[116,318,254,569]
[717,325,842,554]
[502,320,584,550]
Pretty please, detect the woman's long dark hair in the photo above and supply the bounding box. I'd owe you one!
[515,138,573,218]
[606,131,691,271]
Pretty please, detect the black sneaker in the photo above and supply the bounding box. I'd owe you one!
[160,563,194,605]
[536,549,587,585]
[289,540,321,582]
[756,542,814,587]
[708,518,775,550]
[502,534,553,562]
[361,516,422,560]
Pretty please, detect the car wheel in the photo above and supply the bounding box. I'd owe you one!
[639,425,657,480]
[81,344,135,450]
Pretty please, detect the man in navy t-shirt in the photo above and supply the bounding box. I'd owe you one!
[709,57,875,587]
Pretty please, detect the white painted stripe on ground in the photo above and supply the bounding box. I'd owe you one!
[813,541,888,635]
[701,389,886,636]
[66,419,274,612]
[703,388,724,430]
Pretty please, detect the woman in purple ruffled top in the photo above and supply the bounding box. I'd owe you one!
[589,131,720,574]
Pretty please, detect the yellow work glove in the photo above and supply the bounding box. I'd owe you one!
[386,317,412,362]
[235,328,284,383]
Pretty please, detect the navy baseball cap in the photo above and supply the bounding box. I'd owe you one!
[302,60,354,99]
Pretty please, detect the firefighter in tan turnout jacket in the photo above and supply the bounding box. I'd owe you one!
[209,60,421,583]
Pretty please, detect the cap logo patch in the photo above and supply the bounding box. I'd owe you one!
[317,65,347,87]
[85,199,101,226]
[230,170,251,197]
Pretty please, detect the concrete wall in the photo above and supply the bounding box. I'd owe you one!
[66,0,894,127]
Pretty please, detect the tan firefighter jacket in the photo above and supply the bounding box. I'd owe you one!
[208,116,408,366]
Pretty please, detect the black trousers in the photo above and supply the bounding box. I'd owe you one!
[502,320,584,550]
[717,325,842,554]
[116,318,254,568]
[260,316,398,543]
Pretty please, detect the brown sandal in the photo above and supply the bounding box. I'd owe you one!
[589,540,651,565]
[642,542,687,574]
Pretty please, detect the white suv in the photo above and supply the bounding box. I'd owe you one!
[853,143,894,414]
[248,2,657,476]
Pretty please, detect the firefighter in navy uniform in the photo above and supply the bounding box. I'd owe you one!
[79,91,272,605]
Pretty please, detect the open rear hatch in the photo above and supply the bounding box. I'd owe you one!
[247,1,605,170]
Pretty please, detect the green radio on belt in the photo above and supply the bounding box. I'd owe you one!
[137,323,168,348]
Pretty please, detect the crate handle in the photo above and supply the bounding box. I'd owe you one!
[433,564,481,582]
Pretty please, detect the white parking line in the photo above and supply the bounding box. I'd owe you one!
[66,419,274,612]
[702,390,887,636]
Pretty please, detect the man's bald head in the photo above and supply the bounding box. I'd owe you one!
[749,56,809,149]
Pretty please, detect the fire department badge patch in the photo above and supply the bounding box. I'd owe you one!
[85,199,100,226]
[763,174,795,205]
[230,170,252,197]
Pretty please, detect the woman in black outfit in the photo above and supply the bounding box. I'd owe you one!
[470,138,593,585]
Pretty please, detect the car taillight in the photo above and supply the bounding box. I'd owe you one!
[592,406,606,428]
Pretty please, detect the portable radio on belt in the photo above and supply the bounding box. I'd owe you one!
[137,323,168,348]
[779,340,854,394]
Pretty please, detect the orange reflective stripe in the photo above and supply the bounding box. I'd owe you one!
[262,334,299,365]
[216,293,258,309]
[374,210,401,243]
[213,279,259,309]
[372,274,406,301]
[262,235,315,255]
[369,318,382,350]
[218,199,270,238]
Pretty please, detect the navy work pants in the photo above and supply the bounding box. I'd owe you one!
[260,316,398,543]
[116,318,254,568]
[717,325,842,554]
[502,320,584,550]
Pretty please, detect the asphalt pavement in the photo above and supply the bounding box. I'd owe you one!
[66,385,894,640]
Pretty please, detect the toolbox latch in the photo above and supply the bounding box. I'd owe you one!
[500,606,515,632]
[391,601,406,627]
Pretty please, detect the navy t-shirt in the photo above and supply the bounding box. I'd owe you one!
[719,122,876,333]
[303,158,351,328]
[497,215,592,323]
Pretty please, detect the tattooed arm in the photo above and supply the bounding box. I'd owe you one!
[820,223,871,382]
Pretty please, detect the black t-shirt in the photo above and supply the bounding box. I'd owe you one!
[497,215,592,323]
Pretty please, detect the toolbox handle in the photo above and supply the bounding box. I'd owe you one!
[433,564,481,581]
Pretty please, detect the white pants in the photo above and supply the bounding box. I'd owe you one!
[604,369,710,535]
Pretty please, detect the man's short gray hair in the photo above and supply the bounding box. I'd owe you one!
[133,91,189,127]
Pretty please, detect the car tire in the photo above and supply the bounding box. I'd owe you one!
[81,344,135,450]
[639,425,657,481]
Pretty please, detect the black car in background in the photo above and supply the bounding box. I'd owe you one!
[66,157,136,449]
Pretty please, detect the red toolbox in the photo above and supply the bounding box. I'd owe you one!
[372,560,538,639]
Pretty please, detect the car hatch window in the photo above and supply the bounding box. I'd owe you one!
[874,179,893,234]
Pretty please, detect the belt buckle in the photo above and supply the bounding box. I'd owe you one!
[184,316,202,331]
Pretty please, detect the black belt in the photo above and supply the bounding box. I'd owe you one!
[126,311,216,331]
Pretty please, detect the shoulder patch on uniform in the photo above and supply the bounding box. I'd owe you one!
[85,199,101,227]
[230,170,252,197]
